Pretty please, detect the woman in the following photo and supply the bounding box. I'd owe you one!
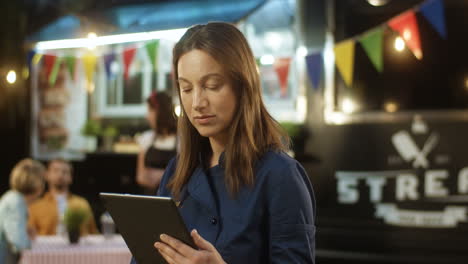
[146,22,315,263]
[136,91,177,193]
[0,158,45,264]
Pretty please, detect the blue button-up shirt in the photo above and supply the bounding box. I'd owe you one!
[132,150,316,263]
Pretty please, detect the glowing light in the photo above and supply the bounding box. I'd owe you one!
[264,32,282,51]
[174,105,181,117]
[35,28,187,50]
[384,101,398,113]
[465,77,468,91]
[325,112,346,125]
[394,36,405,52]
[297,46,308,58]
[6,70,16,84]
[342,98,357,114]
[87,32,98,50]
[260,55,275,65]
[403,29,412,41]
[367,0,390,6]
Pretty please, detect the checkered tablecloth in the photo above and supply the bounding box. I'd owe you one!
[19,235,132,264]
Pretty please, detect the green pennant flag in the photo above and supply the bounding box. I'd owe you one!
[359,28,384,73]
[64,56,76,80]
[145,40,159,71]
[49,56,63,86]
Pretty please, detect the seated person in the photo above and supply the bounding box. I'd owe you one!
[28,158,98,236]
[0,158,45,264]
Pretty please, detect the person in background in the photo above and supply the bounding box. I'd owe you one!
[136,91,177,194]
[28,158,97,236]
[130,22,316,264]
[0,158,45,264]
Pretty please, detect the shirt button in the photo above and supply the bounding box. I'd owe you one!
[210,217,217,225]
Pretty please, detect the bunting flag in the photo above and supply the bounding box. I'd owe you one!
[32,53,43,65]
[334,39,356,87]
[420,0,446,39]
[49,57,63,86]
[273,57,291,98]
[123,47,137,80]
[305,53,323,89]
[27,50,36,71]
[388,10,423,59]
[82,53,97,82]
[359,27,384,73]
[145,40,159,72]
[64,56,76,80]
[104,53,116,79]
[43,55,57,82]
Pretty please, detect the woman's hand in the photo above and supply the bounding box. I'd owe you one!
[154,229,226,264]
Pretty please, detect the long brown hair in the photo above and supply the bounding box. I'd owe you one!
[169,22,289,198]
[147,91,177,136]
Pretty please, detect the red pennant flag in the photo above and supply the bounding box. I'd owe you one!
[388,10,423,59]
[123,48,137,80]
[43,55,57,81]
[273,57,291,98]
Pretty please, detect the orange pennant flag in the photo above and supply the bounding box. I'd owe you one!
[334,39,356,87]
[273,57,292,98]
[388,10,423,60]
[123,48,137,80]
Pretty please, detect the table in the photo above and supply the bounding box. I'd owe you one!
[19,235,132,264]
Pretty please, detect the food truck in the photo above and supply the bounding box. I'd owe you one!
[23,0,468,262]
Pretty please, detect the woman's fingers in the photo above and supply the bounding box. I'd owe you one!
[157,234,196,257]
[191,229,214,251]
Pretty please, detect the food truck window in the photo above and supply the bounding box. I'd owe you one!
[331,0,468,116]
[239,0,306,122]
[95,40,174,118]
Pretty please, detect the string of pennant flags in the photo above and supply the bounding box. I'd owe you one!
[305,0,446,90]
[27,40,160,87]
[28,0,445,94]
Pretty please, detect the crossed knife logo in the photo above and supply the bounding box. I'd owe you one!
[391,130,439,169]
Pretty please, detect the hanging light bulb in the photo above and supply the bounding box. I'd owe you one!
[6,70,16,84]
[367,0,390,7]
[394,36,405,52]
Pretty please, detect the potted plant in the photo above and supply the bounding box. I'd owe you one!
[81,119,102,152]
[63,206,90,244]
[101,125,119,151]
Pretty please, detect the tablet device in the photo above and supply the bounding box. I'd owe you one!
[100,192,196,264]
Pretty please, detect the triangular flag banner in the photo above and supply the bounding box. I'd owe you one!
[43,55,56,82]
[27,50,36,71]
[334,39,356,87]
[104,53,116,79]
[145,40,159,72]
[49,57,63,86]
[359,27,384,73]
[64,56,76,80]
[82,53,97,82]
[305,53,323,89]
[273,57,291,98]
[388,10,423,59]
[123,47,137,80]
[420,0,446,39]
[33,53,43,65]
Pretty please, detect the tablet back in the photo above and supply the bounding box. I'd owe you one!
[100,193,196,264]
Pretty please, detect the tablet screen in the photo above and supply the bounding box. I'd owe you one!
[100,193,196,264]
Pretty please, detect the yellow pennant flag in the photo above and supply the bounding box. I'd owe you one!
[334,39,356,87]
[82,53,97,82]
[32,53,43,65]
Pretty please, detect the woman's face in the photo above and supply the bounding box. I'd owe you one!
[177,49,237,141]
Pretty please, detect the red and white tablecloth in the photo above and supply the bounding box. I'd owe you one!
[19,235,132,264]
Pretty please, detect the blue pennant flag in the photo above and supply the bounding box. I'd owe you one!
[27,50,36,70]
[104,53,116,79]
[305,52,323,90]
[420,0,446,39]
